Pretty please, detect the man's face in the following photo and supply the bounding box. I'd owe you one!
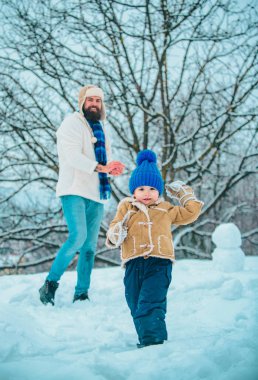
[83,96,102,121]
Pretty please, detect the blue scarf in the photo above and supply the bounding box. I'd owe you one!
[87,119,111,200]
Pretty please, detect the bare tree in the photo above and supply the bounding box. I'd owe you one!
[0,0,257,273]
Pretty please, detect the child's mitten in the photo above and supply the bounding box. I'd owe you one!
[165,180,197,206]
[106,222,127,247]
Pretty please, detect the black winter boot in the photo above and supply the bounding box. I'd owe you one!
[73,292,89,303]
[39,280,59,305]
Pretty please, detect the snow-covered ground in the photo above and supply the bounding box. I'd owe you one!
[0,258,258,380]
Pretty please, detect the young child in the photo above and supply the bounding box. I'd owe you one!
[106,150,203,348]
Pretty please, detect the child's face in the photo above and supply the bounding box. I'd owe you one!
[134,186,159,205]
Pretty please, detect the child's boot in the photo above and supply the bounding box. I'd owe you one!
[137,339,164,349]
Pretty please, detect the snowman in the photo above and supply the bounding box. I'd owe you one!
[211,223,245,272]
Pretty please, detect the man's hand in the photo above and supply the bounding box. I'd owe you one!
[108,161,125,175]
[95,161,125,176]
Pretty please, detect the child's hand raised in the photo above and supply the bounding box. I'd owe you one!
[165,181,197,206]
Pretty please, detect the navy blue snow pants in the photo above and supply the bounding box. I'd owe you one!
[124,257,172,345]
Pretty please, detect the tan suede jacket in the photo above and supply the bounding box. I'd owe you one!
[106,197,203,265]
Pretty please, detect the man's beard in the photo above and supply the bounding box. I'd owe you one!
[83,107,101,122]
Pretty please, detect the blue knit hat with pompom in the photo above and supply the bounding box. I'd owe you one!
[129,150,164,195]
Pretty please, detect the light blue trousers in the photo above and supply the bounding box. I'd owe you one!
[47,195,104,295]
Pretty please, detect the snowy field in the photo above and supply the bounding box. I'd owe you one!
[0,257,258,380]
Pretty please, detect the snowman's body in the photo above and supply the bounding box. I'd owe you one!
[212,223,245,272]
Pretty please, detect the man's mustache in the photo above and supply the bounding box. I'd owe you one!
[88,106,100,111]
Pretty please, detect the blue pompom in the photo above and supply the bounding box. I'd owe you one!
[136,150,157,166]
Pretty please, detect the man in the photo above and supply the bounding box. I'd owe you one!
[39,85,124,305]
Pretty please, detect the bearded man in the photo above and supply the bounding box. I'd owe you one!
[39,85,124,305]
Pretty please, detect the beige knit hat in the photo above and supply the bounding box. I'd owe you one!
[78,85,106,121]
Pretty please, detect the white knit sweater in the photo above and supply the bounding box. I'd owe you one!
[56,112,112,204]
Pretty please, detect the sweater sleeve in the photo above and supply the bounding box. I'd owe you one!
[168,200,203,225]
[106,202,130,248]
[57,116,98,174]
